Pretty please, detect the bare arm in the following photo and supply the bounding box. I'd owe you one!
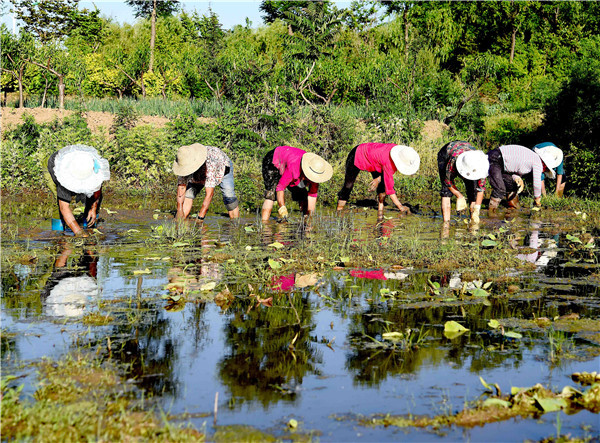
[305,196,317,216]
[85,190,102,227]
[59,200,84,235]
[197,187,215,219]
[389,193,409,213]
[276,190,286,208]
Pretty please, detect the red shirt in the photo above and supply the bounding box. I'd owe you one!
[273,146,319,197]
[354,143,398,195]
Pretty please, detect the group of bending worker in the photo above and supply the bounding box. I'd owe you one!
[46,140,564,236]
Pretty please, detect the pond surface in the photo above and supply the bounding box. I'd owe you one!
[2,197,599,441]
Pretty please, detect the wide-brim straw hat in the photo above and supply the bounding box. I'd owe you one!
[301,153,333,183]
[390,145,420,175]
[534,144,563,179]
[456,150,489,180]
[172,143,208,176]
[53,144,110,197]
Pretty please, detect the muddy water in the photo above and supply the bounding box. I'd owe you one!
[2,198,599,441]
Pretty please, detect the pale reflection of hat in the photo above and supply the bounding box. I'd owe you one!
[45,275,98,317]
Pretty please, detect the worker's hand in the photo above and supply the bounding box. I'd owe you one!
[514,176,525,194]
[398,205,410,214]
[534,197,542,207]
[368,177,382,192]
[456,196,468,212]
[471,204,481,224]
[86,209,97,227]
[74,228,88,238]
[278,205,288,219]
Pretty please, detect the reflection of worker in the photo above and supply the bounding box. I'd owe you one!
[437,141,488,224]
[336,143,420,216]
[41,240,99,317]
[487,144,563,213]
[261,146,333,221]
[44,144,110,237]
[173,144,240,221]
[533,143,567,197]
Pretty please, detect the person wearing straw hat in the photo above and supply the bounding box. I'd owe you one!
[44,144,110,237]
[336,143,420,216]
[487,144,563,213]
[437,141,489,224]
[533,142,566,197]
[261,146,333,221]
[173,143,240,221]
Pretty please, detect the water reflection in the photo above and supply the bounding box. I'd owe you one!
[40,239,100,317]
[218,291,322,408]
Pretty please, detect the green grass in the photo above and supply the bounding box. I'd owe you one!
[1,353,204,441]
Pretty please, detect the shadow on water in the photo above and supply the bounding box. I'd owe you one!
[1,196,599,441]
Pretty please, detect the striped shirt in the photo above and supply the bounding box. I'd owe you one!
[498,145,544,198]
[443,141,486,192]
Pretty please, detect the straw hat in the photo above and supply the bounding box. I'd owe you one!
[456,150,489,180]
[53,144,110,197]
[533,144,563,179]
[172,143,208,176]
[390,145,420,175]
[301,153,333,183]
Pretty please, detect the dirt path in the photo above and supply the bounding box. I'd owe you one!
[1,107,172,137]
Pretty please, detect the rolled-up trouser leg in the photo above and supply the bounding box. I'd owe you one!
[220,162,239,211]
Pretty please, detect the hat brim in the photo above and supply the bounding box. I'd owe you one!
[54,145,110,196]
[172,144,208,176]
[301,153,333,183]
[390,145,420,176]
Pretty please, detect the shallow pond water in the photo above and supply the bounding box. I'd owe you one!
[2,197,599,441]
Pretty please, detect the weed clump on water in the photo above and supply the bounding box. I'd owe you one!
[361,377,600,430]
[1,353,204,441]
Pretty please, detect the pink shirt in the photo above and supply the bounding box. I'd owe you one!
[354,143,398,195]
[273,146,319,197]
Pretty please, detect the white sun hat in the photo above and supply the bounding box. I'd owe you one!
[172,143,208,176]
[456,150,489,180]
[53,144,110,196]
[390,145,420,175]
[301,152,333,183]
[533,145,563,179]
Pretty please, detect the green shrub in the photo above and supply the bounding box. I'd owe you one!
[107,126,172,186]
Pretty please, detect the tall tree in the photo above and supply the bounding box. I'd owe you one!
[283,1,345,105]
[0,25,34,107]
[9,0,79,42]
[260,0,308,34]
[125,0,180,71]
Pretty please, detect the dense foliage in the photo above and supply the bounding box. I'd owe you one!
[2,1,600,195]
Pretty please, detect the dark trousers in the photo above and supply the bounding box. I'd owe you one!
[487,148,518,199]
[338,146,384,201]
[437,146,478,203]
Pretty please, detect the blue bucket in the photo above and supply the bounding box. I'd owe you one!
[51,218,88,231]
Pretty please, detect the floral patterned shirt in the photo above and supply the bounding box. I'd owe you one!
[178,146,231,188]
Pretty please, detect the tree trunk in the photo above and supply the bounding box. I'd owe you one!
[41,77,49,107]
[18,66,25,108]
[403,7,409,59]
[149,0,157,72]
[58,76,65,110]
[510,27,517,64]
